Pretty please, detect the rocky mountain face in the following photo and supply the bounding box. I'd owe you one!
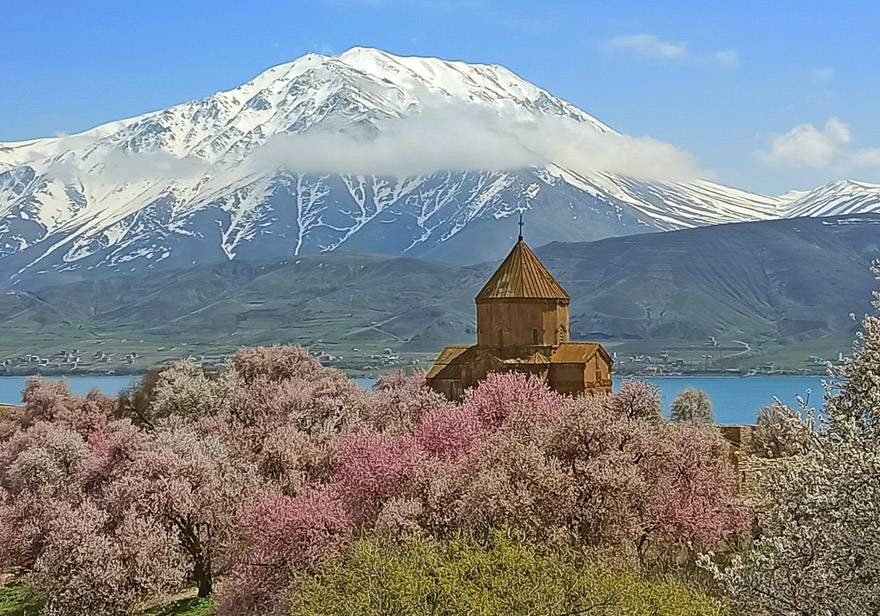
[1,47,878,287]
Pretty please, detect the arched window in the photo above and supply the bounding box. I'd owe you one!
[532,328,540,344]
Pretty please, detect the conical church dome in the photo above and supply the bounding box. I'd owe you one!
[426,235,613,402]
[476,238,569,301]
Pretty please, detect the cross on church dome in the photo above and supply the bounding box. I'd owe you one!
[476,236,569,301]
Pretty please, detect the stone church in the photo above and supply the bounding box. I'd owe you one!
[426,232,613,400]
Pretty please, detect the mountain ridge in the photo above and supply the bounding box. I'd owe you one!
[2,47,879,287]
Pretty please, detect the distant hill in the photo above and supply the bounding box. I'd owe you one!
[541,215,879,369]
[1,215,877,375]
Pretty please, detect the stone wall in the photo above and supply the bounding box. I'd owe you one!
[476,299,569,347]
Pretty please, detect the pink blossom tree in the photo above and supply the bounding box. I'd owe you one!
[609,379,663,420]
[105,423,259,598]
[361,370,445,434]
[219,488,350,616]
[462,371,561,427]
[333,432,425,526]
[0,347,751,615]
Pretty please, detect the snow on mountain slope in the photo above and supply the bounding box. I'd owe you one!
[557,171,786,229]
[783,180,880,218]
[0,47,876,287]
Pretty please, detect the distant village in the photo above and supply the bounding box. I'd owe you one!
[0,342,422,378]
[0,340,840,379]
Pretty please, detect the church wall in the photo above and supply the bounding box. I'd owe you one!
[585,355,613,394]
[549,363,585,396]
[555,303,570,343]
[476,299,568,346]
[429,379,464,401]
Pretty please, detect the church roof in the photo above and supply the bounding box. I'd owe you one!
[425,342,612,381]
[476,238,570,301]
[551,342,611,365]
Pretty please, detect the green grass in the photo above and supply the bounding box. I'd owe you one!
[0,583,214,616]
[137,597,215,616]
[0,583,40,616]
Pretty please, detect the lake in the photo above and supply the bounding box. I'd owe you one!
[0,374,830,426]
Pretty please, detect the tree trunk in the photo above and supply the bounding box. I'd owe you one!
[193,558,213,598]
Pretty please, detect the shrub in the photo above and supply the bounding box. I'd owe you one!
[0,581,42,616]
[671,388,714,423]
[289,531,726,616]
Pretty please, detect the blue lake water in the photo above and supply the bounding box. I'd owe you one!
[0,374,830,426]
[0,375,139,406]
[626,376,828,425]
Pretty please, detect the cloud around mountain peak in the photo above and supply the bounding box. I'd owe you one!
[242,97,703,182]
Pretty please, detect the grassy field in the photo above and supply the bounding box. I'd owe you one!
[0,582,215,616]
[138,597,214,616]
[0,582,39,616]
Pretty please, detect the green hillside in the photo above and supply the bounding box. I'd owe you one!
[541,215,879,372]
[1,215,877,376]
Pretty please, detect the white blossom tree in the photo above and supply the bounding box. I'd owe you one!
[749,402,815,459]
[670,387,714,423]
[707,263,880,615]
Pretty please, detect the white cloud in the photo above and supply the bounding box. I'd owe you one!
[759,117,850,167]
[608,34,739,68]
[242,100,703,182]
[759,117,880,170]
[100,151,212,182]
[44,100,704,186]
[46,150,212,185]
[853,148,880,167]
[607,34,687,60]
[309,41,336,55]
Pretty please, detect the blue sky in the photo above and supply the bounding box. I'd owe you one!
[2,0,878,193]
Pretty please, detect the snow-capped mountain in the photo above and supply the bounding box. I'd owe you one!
[0,47,875,287]
[783,180,880,218]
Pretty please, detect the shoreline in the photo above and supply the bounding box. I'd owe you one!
[0,369,832,379]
